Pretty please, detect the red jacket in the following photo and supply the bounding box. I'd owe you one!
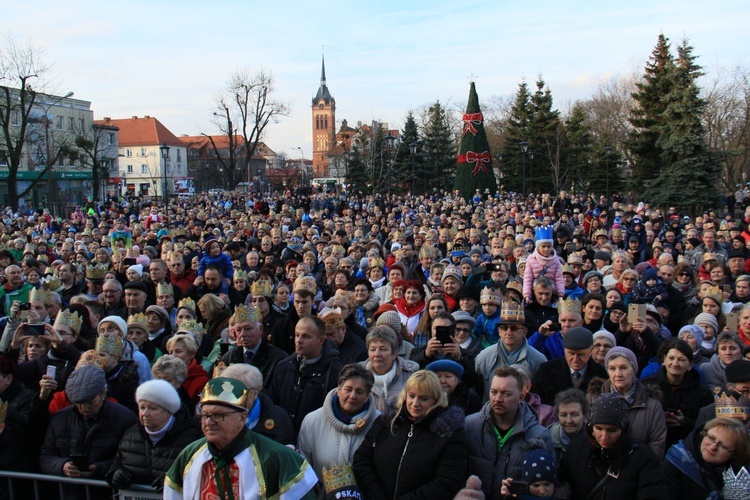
[182,359,209,400]
[170,270,197,295]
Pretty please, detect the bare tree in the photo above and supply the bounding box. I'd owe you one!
[702,64,750,190]
[209,68,291,193]
[0,36,76,210]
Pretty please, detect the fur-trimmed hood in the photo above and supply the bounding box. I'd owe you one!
[384,404,466,438]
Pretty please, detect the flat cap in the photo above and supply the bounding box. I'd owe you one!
[562,327,594,350]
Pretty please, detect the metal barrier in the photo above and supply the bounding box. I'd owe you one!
[0,470,158,500]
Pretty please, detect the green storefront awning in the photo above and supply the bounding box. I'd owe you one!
[0,170,92,180]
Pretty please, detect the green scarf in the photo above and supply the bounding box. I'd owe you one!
[207,426,252,500]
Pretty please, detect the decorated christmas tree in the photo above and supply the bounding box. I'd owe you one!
[454,81,497,199]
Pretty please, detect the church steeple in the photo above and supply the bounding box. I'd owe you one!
[313,55,333,105]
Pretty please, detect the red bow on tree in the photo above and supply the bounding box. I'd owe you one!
[458,151,491,175]
[462,113,483,135]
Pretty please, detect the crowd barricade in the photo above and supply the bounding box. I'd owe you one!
[0,470,158,500]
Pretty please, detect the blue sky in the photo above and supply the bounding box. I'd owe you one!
[3,0,748,159]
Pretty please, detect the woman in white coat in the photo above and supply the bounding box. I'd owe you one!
[297,364,381,482]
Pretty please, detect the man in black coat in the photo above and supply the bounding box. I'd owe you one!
[532,327,607,406]
[319,307,367,366]
[219,304,286,388]
[266,315,342,435]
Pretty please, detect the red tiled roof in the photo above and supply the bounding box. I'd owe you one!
[179,135,276,159]
[105,116,183,147]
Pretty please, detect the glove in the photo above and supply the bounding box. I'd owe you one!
[109,468,133,489]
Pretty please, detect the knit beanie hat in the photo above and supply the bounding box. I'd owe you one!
[604,346,638,372]
[520,442,557,485]
[136,379,181,414]
[589,392,630,430]
[99,315,128,338]
[593,330,617,349]
[678,325,704,348]
[694,313,719,333]
[375,311,403,336]
[641,267,658,283]
[65,365,106,404]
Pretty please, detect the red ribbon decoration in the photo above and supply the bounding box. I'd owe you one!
[458,151,491,175]
[462,113,483,135]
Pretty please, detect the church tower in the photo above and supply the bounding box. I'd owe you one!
[312,56,335,178]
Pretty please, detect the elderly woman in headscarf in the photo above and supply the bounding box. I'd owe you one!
[106,380,201,491]
[394,280,426,337]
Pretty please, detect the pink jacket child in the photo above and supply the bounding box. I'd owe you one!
[522,226,566,302]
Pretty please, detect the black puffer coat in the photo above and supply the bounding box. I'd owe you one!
[353,405,468,500]
[642,366,714,446]
[105,407,202,490]
[560,432,666,500]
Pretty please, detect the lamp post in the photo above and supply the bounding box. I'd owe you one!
[520,141,528,198]
[384,133,396,199]
[343,149,349,195]
[409,141,418,196]
[37,91,74,212]
[159,143,170,203]
[528,151,534,195]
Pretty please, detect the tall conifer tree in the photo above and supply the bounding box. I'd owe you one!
[455,82,497,198]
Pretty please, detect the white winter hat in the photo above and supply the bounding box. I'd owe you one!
[135,379,181,414]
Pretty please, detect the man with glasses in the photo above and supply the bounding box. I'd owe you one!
[219,304,285,388]
[40,365,137,480]
[475,301,547,402]
[165,377,317,499]
[532,327,607,406]
[102,279,127,319]
[167,251,195,296]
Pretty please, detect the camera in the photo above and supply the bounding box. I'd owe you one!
[19,303,30,311]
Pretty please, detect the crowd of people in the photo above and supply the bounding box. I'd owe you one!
[1,187,750,498]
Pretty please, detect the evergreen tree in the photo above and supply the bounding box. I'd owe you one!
[501,81,532,194]
[646,39,721,214]
[454,82,497,198]
[422,101,455,193]
[564,102,593,194]
[390,111,422,195]
[627,34,675,193]
[528,78,563,194]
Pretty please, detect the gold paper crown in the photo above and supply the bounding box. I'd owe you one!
[369,258,385,269]
[562,264,575,276]
[76,349,104,369]
[176,319,205,341]
[322,462,359,495]
[593,229,608,239]
[320,308,345,331]
[703,252,718,262]
[29,287,52,305]
[54,309,83,334]
[715,391,750,419]
[506,281,523,300]
[558,297,582,316]
[232,304,262,325]
[480,286,501,305]
[334,289,358,310]
[40,275,63,293]
[86,263,109,281]
[200,377,249,411]
[96,333,124,356]
[178,297,196,312]
[517,257,527,266]
[293,276,317,295]
[251,280,273,298]
[156,283,174,297]
[127,313,149,332]
[705,285,724,306]
[234,270,248,282]
[499,300,526,325]
[567,253,583,265]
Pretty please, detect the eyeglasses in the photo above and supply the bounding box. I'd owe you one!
[678,272,691,277]
[199,411,243,423]
[704,432,735,453]
[498,325,523,332]
[622,278,637,282]
[455,327,472,333]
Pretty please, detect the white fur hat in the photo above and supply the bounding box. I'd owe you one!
[135,379,181,414]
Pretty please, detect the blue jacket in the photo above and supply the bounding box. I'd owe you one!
[528,330,565,360]
[474,308,501,347]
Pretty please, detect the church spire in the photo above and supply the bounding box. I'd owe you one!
[320,55,326,86]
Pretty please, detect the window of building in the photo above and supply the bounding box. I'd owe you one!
[141,164,148,174]
[11,110,19,126]
[68,117,74,131]
[59,156,64,167]
[176,150,181,161]
[126,149,132,157]
[127,165,133,173]
[140,147,146,156]
[79,118,85,131]
[108,133,114,145]
[56,116,63,130]
[0,151,7,166]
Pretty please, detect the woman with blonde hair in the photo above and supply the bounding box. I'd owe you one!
[197,293,231,343]
[165,334,209,406]
[353,370,467,499]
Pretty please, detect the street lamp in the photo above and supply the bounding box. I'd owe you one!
[409,141,418,196]
[384,133,396,199]
[604,145,612,204]
[159,143,170,202]
[528,151,534,195]
[520,141,528,198]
